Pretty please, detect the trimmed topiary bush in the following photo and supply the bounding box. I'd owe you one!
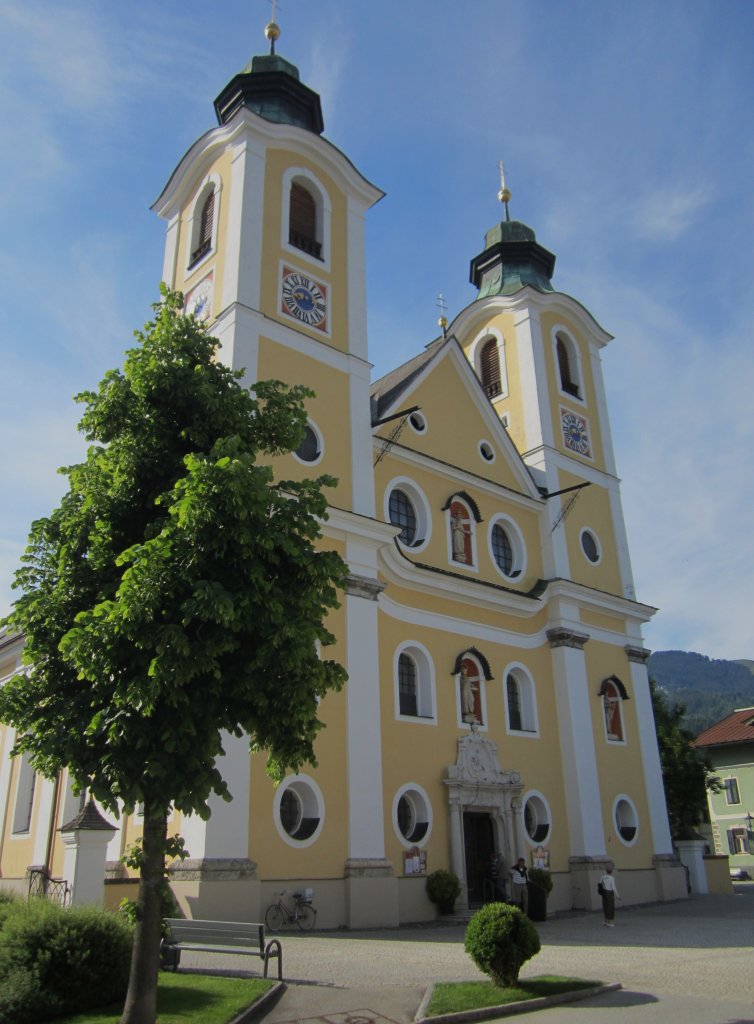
[426,869,462,913]
[464,902,541,987]
[0,898,133,1023]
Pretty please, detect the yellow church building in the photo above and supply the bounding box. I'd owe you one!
[0,26,687,926]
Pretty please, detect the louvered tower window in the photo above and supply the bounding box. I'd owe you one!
[557,336,580,398]
[480,339,502,398]
[289,183,322,258]
[191,189,215,265]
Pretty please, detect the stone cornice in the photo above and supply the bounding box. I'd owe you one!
[345,574,387,601]
[625,644,651,664]
[547,627,590,650]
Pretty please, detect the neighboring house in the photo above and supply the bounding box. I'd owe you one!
[0,24,686,926]
[695,709,754,877]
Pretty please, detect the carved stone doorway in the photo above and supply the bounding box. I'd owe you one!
[445,730,525,913]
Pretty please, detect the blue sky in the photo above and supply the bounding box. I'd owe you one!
[1,1,752,660]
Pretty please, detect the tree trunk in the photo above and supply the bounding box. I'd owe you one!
[119,801,168,1024]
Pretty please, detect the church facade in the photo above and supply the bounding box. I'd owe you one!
[0,34,687,926]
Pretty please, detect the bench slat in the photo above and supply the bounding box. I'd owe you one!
[162,919,282,981]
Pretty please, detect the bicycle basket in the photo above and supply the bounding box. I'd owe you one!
[297,887,314,904]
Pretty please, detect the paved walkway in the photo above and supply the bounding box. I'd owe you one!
[179,887,754,1024]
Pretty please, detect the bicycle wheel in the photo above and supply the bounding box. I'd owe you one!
[265,904,285,931]
[296,904,316,931]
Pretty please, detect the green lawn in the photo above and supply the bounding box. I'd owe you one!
[58,973,275,1024]
[425,975,600,1016]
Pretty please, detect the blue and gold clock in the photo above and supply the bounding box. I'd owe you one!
[281,267,328,331]
[561,409,591,457]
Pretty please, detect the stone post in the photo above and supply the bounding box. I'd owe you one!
[59,799,117,907]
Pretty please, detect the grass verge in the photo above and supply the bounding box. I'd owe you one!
[425,975,600,1016]
[57,972,275,1024]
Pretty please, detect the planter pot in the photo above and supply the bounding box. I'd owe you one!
[438,902,456,915]
[527,884,547,921]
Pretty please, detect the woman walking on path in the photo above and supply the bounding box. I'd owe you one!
[600,866,620,926]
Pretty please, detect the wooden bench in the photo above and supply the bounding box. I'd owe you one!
[162,919,283,980]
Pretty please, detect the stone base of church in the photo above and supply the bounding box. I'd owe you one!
[344,858,399,929]
[568,855,615,911]
[654,851,692,898]
[168,857,261,922]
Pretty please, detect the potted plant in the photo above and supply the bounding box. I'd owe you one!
[526,867,553,921]
[426,869,462,915]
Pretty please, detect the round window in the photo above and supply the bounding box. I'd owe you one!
[392,784,432,847]
[295,424,321,463]
[409,412,427,433]
[479,441,495,463]
[581,529,600,563]
[274,776,324,847]
[389,488,418,546]
[614,797,638,845]
[524,793,550,843]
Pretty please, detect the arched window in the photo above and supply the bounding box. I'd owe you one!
[480,338,502,398]
[386,480,431,551]
[289,182,321,259]
[389,489,417,546]
[599,676,629,742]
[394,642,436,722]
[504,665,539,735]
[556,332,581,399]
[191,189,215,265]
[12,752,36,834]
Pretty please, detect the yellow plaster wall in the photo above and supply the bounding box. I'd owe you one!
[556,469,623,594]
[256,336,353,505]
[248,599,348,878]
[259,149,350,351]
[586,642,654,867]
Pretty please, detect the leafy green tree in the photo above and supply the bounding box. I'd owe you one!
[0,289,347,1024]
[651,680,720,839]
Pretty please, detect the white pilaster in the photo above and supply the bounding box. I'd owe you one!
[161,212,181,289]
[549,631,606,856]
[31,776,56,866]
[514,306,554,453]
[627,651,674,854]
[222,136,267,313]
[181,730,251,860]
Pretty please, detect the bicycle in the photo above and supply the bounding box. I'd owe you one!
[264,888,317,931]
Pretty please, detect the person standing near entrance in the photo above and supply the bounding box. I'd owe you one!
[510,857,528,914]
[599,865,620,926]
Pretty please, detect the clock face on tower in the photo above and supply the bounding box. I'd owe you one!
[281,267,328,331]
[185,272,214,322]
[561,408,592,457]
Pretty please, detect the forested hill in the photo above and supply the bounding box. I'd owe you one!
[647,651,754,737]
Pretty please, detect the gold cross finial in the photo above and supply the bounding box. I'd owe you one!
[436,293,448,336]
[265,0,282,54]
[498,160,512,222]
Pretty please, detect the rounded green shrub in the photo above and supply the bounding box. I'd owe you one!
[426,869,462,912]
[527,867,553,895]
[464,902,541,987]
[0,899,133,1023]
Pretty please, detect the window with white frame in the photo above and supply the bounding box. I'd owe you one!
[471,327,507,399]
[273,775,324,847]
[12,752,36,834]
[504,665,539,735]
[393,784,432,846]
[282,168,331,268]
[186,174,222,271]
[394,642,436,722]
[293,419,323,465]
[523,791,551,843]
[385,479,431,551]
[614,795,638,844]
[488,514,526,581]
[727,826,751,855]
[724,777,741,805]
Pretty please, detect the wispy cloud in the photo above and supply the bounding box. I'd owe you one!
[631,186,710,242]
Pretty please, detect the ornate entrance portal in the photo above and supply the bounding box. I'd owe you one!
[445,730,525,912]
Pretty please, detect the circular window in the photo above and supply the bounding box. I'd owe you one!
[489,517,525,580]
[409,411,427,433]
[386,480,430,550]
[274,776,324,847]
[294,422,322,464]
[479,441,495,463]
[524,792,551,844]
[614,796,638,845]
[392,784,432,847]
[581,528,600,564]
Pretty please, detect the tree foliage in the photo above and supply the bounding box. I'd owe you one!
[0,288,348,1023]
[651,679,720,839]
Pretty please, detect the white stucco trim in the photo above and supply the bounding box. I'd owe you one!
[181,730,251,860]
[222,136,266,313]
[628,659,674,854]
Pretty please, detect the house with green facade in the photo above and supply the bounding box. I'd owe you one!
[695,708,754,878]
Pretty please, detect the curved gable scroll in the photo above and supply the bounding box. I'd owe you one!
[441,491,483,523]
[597,674,630,700]
[452,647,493,681]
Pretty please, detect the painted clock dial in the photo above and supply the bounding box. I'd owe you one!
[281,267,328,331]
[561,409,592,457]
[185,273,213,322]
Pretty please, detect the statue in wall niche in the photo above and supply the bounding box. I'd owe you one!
[460,663,479,723]
[451,507,469,563]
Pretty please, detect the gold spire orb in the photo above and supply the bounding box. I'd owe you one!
[265,21,281,42]
[498,186,512,204]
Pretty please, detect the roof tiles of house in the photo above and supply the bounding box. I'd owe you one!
[694,707,754,748]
